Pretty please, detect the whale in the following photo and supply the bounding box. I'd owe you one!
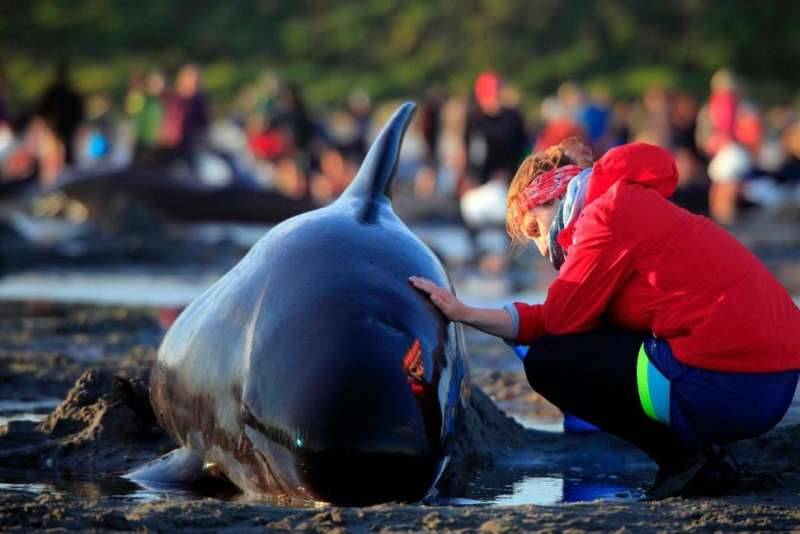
[54,163,318,225]
[127,102,470,505]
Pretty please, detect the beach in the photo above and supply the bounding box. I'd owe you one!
[1,300,798,531]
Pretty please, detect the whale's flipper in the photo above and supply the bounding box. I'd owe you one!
[339,102,416,222]
[124,447,203,485]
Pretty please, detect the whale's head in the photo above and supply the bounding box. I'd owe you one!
[234,103,469,504]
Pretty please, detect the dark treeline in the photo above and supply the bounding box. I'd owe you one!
[2,0,800,106]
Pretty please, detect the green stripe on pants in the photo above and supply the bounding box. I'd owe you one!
[637,343,658,421]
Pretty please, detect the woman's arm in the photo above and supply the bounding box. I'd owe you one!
[513,198,637,343]
[409,276,516,340]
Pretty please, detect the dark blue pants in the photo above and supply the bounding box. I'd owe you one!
[523,329,799,467]
[644,337,798,451]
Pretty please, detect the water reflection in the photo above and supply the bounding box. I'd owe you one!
[0,468,253,504]
[0,468,154,501]
[0,413,47,426]
[0,399,60,426]
[434,460,648,507]
[0,466,644,508]
[481,475,637,506]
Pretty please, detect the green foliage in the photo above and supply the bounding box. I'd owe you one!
[2,0,799,109]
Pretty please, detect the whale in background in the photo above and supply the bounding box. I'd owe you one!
[129,102,470,505]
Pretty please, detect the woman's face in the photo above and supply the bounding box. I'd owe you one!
[523,199,558,257]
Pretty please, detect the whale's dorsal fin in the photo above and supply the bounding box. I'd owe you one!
[338,102,416,222]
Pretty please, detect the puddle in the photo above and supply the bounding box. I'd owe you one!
[436,475,641,507]
[0,399,60,426]
[434,445,654,507]
[0,413,47,426]
[0,469,233,504]
[0,464,646,508]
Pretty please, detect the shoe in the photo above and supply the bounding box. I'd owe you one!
[644,446,740,500]
[645,455,707,500]
[685,449,741,496]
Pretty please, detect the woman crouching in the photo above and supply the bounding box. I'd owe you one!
[410,139,800,499]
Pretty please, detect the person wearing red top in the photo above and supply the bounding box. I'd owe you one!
[410,139,800,499]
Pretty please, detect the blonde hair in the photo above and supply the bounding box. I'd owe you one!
[506,138,592,249]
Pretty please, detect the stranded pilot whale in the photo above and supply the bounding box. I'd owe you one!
[127,102,470,505]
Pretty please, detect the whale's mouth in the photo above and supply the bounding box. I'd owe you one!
[294,448,439,505]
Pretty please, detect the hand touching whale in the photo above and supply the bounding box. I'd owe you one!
[410,276,518,341]
[409,276,470,322]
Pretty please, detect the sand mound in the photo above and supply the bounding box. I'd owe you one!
[0,369,172,473]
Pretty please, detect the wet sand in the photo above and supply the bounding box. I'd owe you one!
[2,490,800,532]
[1,305,799,531]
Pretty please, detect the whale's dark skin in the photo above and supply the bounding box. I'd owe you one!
[130,103,470,505]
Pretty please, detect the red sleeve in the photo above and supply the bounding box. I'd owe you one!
[513,195,636,344]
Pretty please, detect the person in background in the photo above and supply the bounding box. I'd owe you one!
[777,119,800,185]
[346,89,372,161]
[134,70,166,158]
[35,60,84,166]
[705,70,739,157]
[420,86,446,166]
[161,64,209,159]
[667,93,709,214]
[309,147,356,203]
[271,82,315,160]
[579,86,612,154]
[703,70,749,224]
[605,101,632,150]
[75,94,113,166]
[464,71,528,185]
[734,102,764,158]
[460,71,529,240]
[671,92,699,156]
[411,138,800,500]
[535,95,585,153]
[411,87,449,203]
[635,85,672,148]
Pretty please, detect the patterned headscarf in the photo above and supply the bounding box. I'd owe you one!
[520,164,583,210]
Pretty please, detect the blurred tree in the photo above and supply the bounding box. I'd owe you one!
[1,0,799,106]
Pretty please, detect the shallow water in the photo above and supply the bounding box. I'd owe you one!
[0,463,647,508]
[0,468,240,505]
[436,474,642,507]
[0,399,60,426]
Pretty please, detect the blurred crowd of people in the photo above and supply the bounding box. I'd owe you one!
[2,61,800,226]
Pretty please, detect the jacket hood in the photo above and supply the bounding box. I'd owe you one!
[555,142,679,252]
[585,142,678,206]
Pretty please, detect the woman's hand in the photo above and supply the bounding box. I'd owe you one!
[409,276,517,340]
[409,276,472,322]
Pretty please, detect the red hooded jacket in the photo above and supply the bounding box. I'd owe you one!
[513,143,800,373]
